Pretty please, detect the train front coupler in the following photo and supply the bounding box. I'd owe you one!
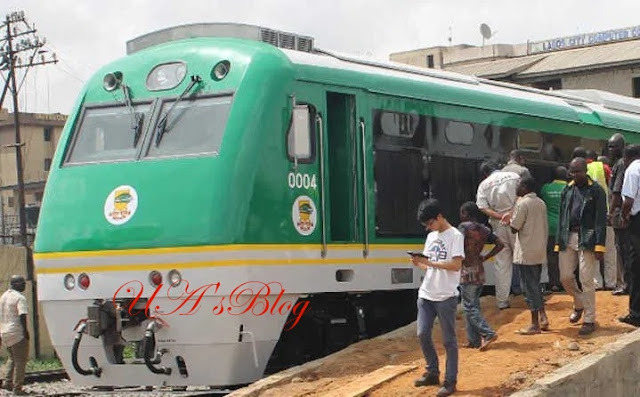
[71,319,102,377]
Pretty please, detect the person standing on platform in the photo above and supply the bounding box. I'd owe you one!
[540,166,568,292]
[458,202,503,350]
[556,157,607,336]
[476,161,520,310]
[511,176,550,334]
[609,133,632,296]
[0,275,29,395]
[412,199,464,397]
[619,145,640,327]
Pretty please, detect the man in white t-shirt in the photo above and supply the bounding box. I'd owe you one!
[476,160,520,309]
[411,199,464,397]
[620,145,640,327]
[0,275,29,395]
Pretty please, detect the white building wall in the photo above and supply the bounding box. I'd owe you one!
[560,67,640,96]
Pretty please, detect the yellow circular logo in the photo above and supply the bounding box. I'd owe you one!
[104,185,138,225]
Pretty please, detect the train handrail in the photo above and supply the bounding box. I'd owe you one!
[317,113,327,258]
[71,320,102,377]
[359,119,369,258]
[143,319,172,375]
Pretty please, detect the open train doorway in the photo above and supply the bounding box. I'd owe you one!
[325,92,362,243]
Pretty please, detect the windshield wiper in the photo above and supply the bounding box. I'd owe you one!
[155,75,202,146]
[121,84,144,147]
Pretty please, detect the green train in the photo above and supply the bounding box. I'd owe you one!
[34,23,640,388]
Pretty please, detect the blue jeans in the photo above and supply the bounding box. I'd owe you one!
[517,264,544,310]
[417,296,458,384]
[512,263,522,294]
[460,284,496,346]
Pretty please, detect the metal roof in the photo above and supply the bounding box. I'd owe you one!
[519,39,640,77]
[444,39,640,80]
[446,55,547,79]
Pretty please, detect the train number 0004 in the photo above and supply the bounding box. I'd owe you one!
[288,172,317,190]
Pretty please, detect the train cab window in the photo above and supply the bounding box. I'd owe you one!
[444,121,473,145]
[65,103,152,165]
[518,130,542,152]
[146,95,232,158]
[287,105,315,162]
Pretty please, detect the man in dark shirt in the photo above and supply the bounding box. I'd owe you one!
[556,157,607,336]
[608,133,631,296]
[458,202,504,351]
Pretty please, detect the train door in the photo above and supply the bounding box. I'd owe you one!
[323,91,369,256]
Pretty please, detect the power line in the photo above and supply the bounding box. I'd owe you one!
[0,9,58,360]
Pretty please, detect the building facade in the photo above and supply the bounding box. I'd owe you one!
[0,108,66,243]
[390,25,640,96]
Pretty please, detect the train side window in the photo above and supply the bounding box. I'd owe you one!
[499,127,517,153]
[518,130,542,152]
[444,121,473,145]
[373,108,426,237]
[380,111,420,138]
[543,133,579,161]
[580,137,606,156]
[287,105,315,163]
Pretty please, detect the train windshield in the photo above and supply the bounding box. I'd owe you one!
[64,94,232,165]
[146,94,232,158]
[66,103,151,165]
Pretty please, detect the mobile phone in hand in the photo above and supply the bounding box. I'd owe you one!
[407,251,428,258]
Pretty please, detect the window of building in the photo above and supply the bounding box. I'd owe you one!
[44,127,53,142]
[7,197,14,208]
[34,192,43,202]
[531,79,562,91]
[633,77,640,98]
[44,158,52,171]
[427,54,434,68]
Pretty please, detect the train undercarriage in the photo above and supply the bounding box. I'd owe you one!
[66,289,418,387]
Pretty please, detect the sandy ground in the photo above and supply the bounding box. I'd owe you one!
[257,290,636,397]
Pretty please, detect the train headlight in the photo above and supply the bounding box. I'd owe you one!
[78,273,90,290]
[103,71,123,91]
[212,60,230,81]
[149,270,163,287]
[63,274,75,290]
[168,269,182,287]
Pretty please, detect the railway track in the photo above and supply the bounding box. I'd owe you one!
[22,369,234,396]
[24,369,69,384]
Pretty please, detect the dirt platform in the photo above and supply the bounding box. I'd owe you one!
[242,291,637,397]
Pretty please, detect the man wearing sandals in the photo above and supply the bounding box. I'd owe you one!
[510,177,550,334]
[458,202,504,348]
[555,157,607,336]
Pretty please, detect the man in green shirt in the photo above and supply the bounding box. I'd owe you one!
[540,166,568,292]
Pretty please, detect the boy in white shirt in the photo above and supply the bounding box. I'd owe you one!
[411,199,465,397]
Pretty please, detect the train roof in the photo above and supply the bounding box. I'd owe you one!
[127,23,640,134]
[283,48,640,134]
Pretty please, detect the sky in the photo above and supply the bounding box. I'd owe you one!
[3,0,640,115]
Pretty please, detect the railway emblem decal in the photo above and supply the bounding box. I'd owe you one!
[292,195,317,236]
[104,185,138,225]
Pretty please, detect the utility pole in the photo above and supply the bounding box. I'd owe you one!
[1,10,57,359]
